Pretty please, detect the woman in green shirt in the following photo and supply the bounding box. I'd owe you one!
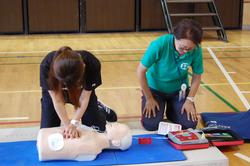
[137,19,203,131]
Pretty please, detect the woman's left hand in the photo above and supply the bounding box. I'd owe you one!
[181,100,197,122]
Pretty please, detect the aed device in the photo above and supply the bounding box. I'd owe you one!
[167,129,209,150]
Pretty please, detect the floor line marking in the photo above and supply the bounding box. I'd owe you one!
[0,86,141,94]
[0,48,147,54]
[227,71,237,74]
[0,45,250,54]
[201,82,250,86]
[234,153,250,163]
[207,47,250,109]
[0,121,39,125]
[2,82,250,94]
[0,90,41,94]
[0,117,29,121]
[241,91,250,94]
[207,45,250,49]
[0,116,141,125]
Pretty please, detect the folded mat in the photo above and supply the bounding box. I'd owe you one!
[0,134,186,165]
[201,110,250,142]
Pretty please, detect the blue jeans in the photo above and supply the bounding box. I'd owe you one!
[141,88,197,131]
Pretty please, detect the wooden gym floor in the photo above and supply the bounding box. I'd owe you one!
[0,30,250,165]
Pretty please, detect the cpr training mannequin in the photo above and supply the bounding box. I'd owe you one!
[37,122,132,161]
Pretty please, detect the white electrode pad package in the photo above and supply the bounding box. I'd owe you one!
[157,122,182,135]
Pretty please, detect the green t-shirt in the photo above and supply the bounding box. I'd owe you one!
[141,34,204,93]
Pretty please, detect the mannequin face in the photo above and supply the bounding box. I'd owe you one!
[106,123,132,150]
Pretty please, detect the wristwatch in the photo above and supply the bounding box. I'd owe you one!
[186,96,195,103]
[70,119,81,127]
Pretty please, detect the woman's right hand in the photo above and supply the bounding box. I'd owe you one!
[143,97,159,118]
[63,124,80,139]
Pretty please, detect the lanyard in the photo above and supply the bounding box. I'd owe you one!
[172,47,188,101]
[173,52,188,85]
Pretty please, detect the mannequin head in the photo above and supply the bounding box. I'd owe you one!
[105,122,132,150]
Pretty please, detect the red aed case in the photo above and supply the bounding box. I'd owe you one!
[167,129,209,150]
[168,140,209,150]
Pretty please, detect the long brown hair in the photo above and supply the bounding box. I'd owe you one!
[48,46,85,107]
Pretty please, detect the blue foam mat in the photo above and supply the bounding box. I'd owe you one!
[0,134,186,165]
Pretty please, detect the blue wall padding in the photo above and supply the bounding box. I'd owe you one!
[201,110,250,141]
[0,134,186,165]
